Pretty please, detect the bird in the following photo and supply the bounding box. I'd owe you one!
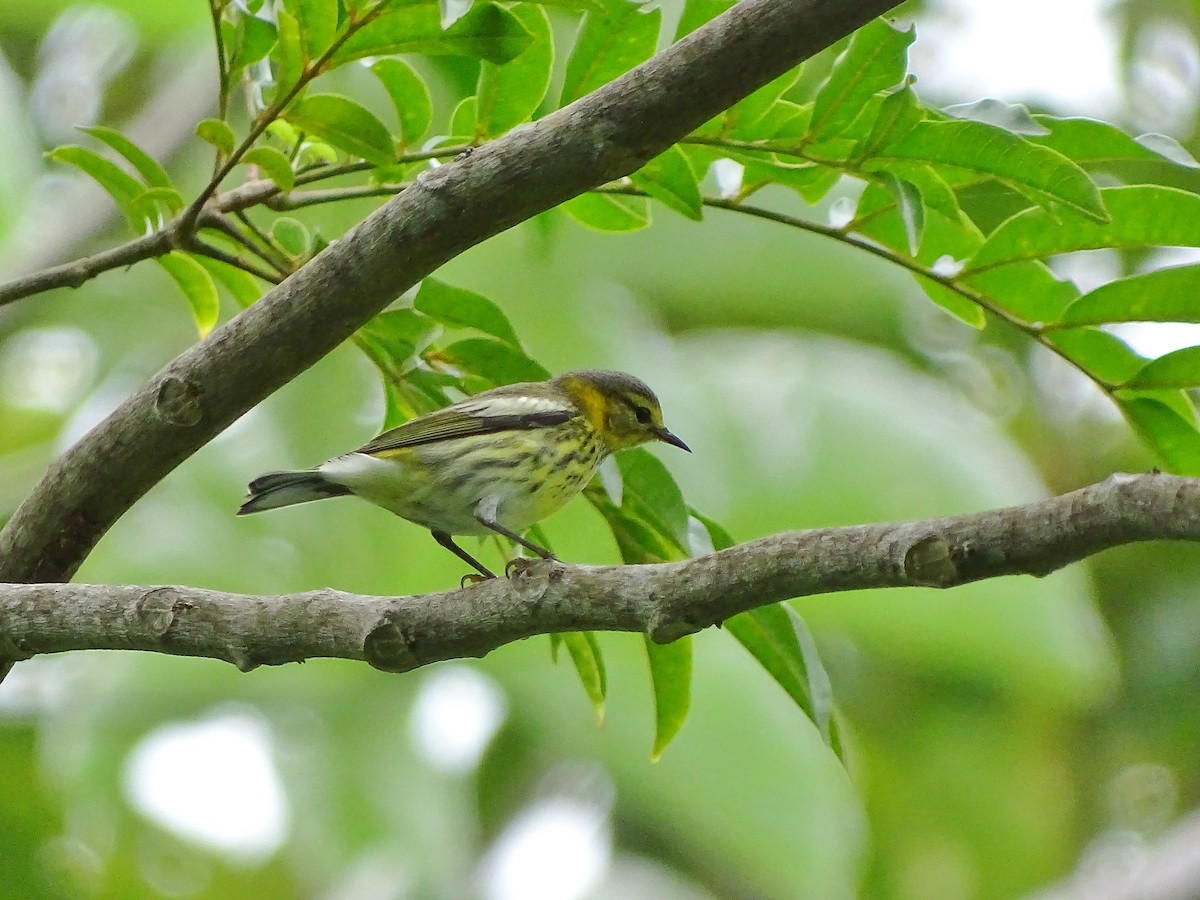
[238,369,690,579]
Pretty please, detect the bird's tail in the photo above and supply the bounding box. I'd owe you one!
[237,470,351,515]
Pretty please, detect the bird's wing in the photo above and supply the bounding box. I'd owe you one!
[356,394,575,456]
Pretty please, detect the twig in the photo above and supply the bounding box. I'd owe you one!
[0,229,176,306]
[184,236,284,284]
[204,211,291,275]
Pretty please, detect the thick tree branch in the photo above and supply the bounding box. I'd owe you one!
[1,474,1194,672]
[0,0,899,588]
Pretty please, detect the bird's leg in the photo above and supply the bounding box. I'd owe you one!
[431,530,496,580]
[473,499,557,561]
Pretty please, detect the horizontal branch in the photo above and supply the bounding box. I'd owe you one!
[2,473,1194,673]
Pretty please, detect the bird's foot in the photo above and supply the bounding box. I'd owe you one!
[505,556,554,604]
[505,556,557,578]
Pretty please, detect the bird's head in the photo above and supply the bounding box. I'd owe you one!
[554,370,691,453]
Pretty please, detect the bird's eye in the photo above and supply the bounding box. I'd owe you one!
[634,405,653,425]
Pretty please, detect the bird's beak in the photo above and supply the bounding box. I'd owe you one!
[654,426,691,452]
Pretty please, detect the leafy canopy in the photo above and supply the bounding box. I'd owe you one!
[36,0,1200,758]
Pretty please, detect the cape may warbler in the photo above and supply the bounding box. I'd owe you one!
[238,370,689,578]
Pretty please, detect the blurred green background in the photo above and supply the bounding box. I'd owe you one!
[4,1,1200,898]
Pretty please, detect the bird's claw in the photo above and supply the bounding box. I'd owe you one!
[505,557,534,578]
[460,572,492,588]
[506,557,553,604]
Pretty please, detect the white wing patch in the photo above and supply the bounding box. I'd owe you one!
[457,395,572,418]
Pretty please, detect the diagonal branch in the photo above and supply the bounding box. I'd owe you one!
[1,473,1194,673]
[0,0,900,589]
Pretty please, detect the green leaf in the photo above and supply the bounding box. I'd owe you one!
[516,0,606,9]
[450,98,477,139]
[371,58,433,149]
[414,279,521,346]
[628,145,702,220]
[871,119,1107,222]
[644,634,691,761]
[852,181,987,328]
[438,338,550,385]
[46,144,152,230]
[759,99,812,139]
[357,308,440,383]
[726,604,842,756]
[78,126,172,190]
[675,0,734,39]
[962,262,1080,324]
[695,141,839,204]
[1056,266,1200,327]
[585,483,678,564]
[157,252,221,338]
[226,12,278,72]
[1118,397,1200,475]
[476,4,553,138]
[877,171,924,254]
[945,98,1050,136]
[584,449,694,568]
[281,0,338,60]
[297,140,338,168]
[911,279,985,329]
[1122,387,1197,424]
[1032,115,1200,169]
[562,631,606,726]
[809,18,914,141]
[523,0,608,9]
[241,146,295,192]
[193,256,265,309]
[266,119,299,147]
[375,367,471,430]
[1133,133,1200,168]
[334,3,533,66]
[285,93,395,166]
[271,217,311,259]
[724,68,800,139]
[727,606,809,708]
[135,186,184,216]
[689,508,734,551]
[855,84,925,159]
[616,448,689,553]
[562,192,651,231]
[561,2,661,105]
[363,310,440,359]
[196,118,236,156]
[1125,347,1200,389]
[1043,328,1146,385]
[271,9,304,92]
[970,186,1200,272]
[786,608,842,755]
[870,160,962,225]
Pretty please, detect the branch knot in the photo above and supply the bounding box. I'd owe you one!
[364,617,418,673]
[154,376,204,427]
[903,534,958,587]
